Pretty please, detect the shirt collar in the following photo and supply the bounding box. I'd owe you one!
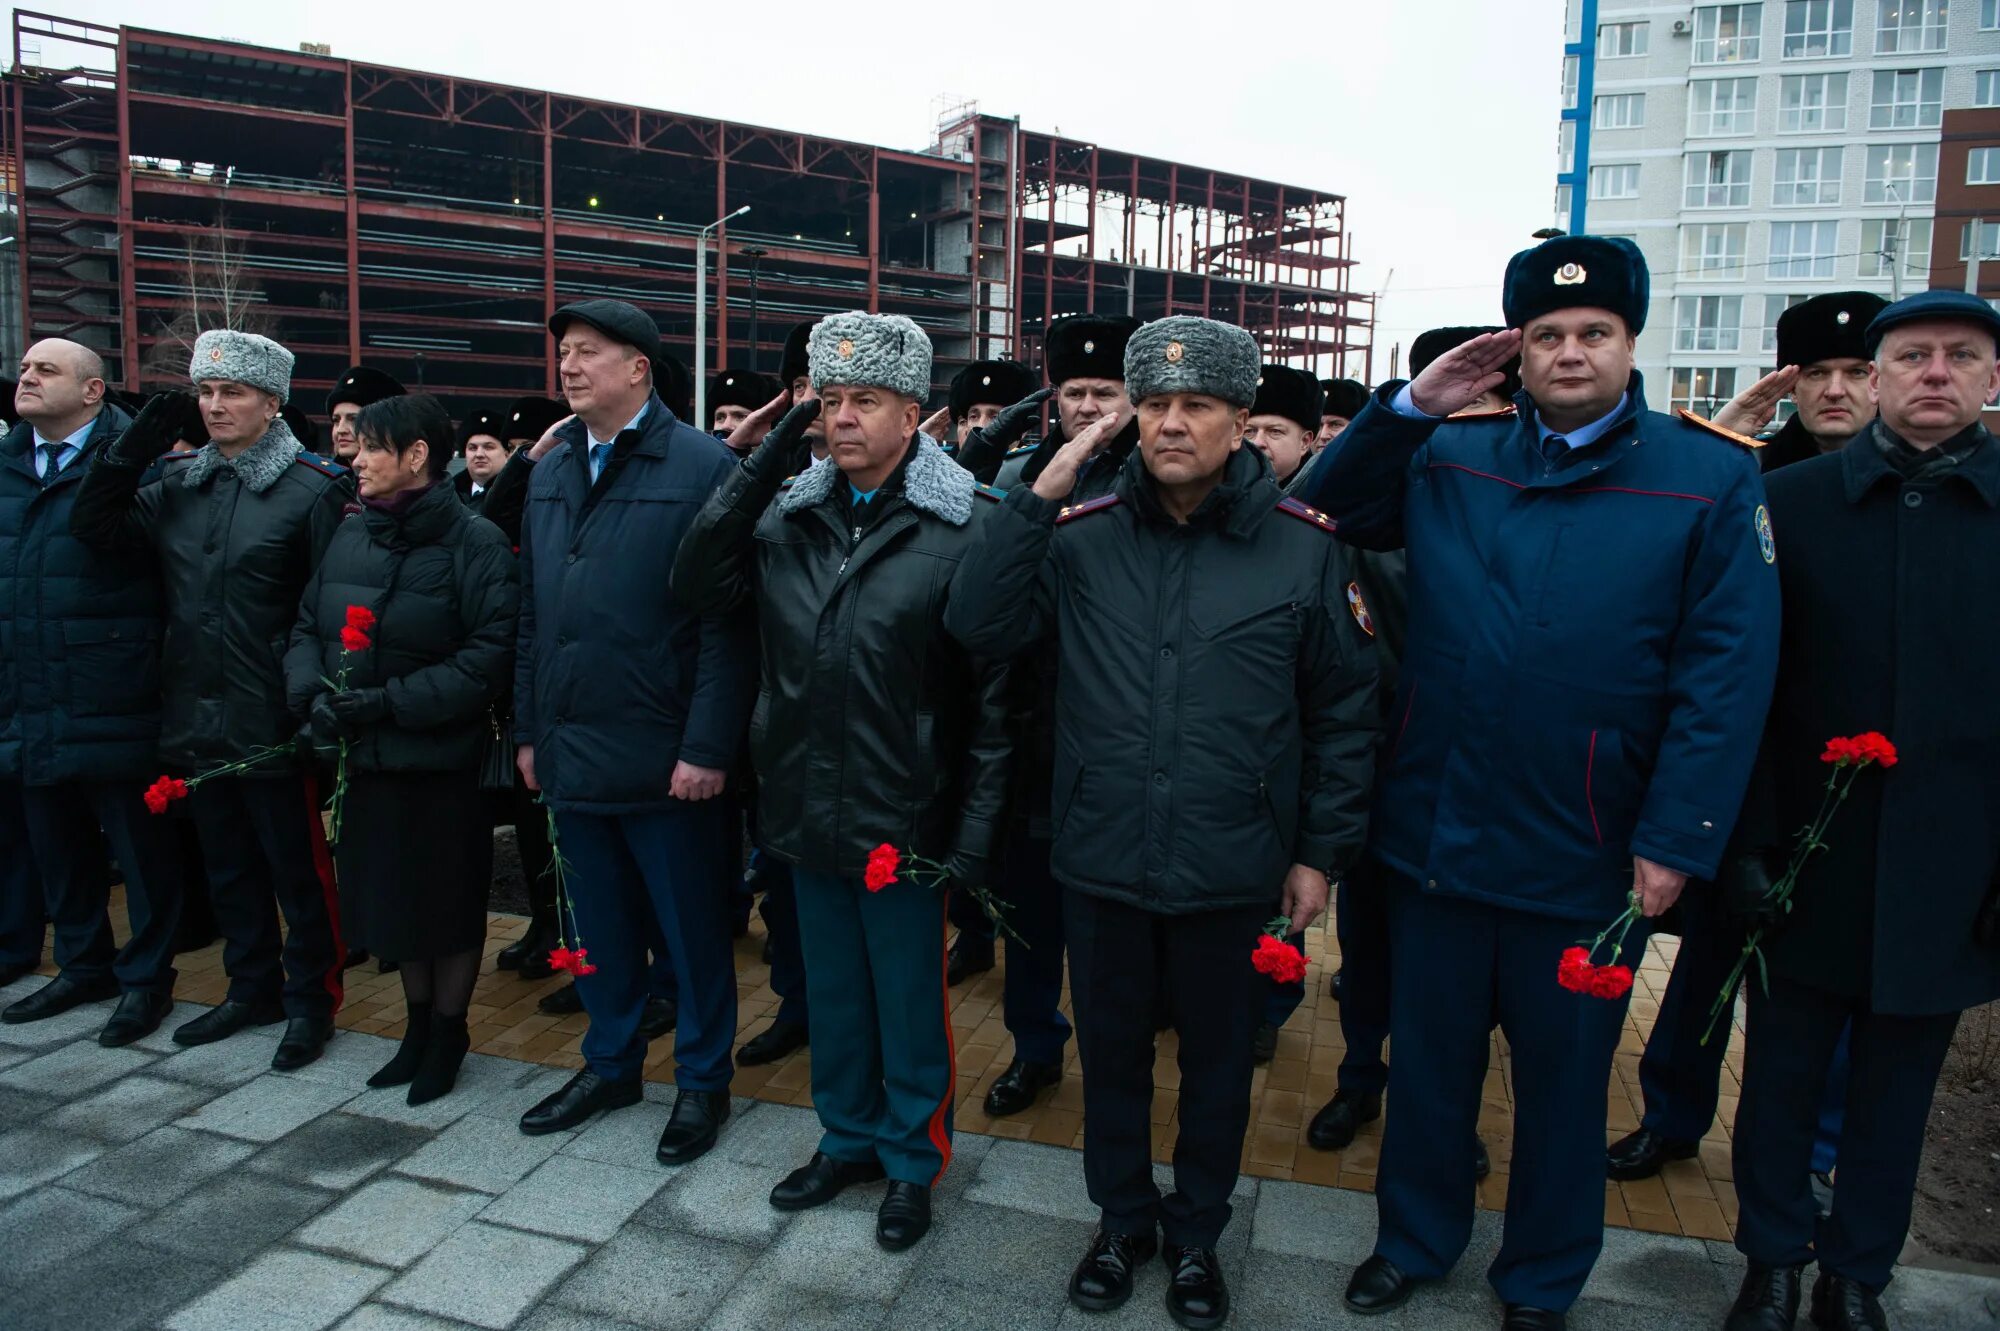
[32,419,95,453]
[1533,392,1630,452]
[586,403,650,451]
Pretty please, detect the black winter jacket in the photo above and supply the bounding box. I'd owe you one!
[673,435,1014,879]
[71,420,353,773]
[946,444,1380,913]
[285,482,518,774]
[0,404,168,784]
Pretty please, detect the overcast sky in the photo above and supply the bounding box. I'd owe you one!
[34,0,1567,371]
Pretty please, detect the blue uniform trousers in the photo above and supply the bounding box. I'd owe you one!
[21,781,185,993]
[1733,974,1959,1292]
[0,781,45,970]
[1375,880,1632,1312]
[1334,858,1393,1094]
[556,803,734,1087]
[755,858,808,1027]
[995,830,1071,1064]
[792,867,955,1185]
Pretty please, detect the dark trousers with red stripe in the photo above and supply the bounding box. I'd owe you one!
[187,773,343,1019]
[1067,890,1267,1250]
[791,866,955,1186]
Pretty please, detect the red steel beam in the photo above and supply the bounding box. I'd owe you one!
[344,63,361,363]
[116,26,137,388]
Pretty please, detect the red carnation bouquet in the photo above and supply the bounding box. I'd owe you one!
[318,605,375,844]
[1699,730,1897,1043]
[864,844,1020,943]
[1559,896,1640,1001]
[142,739,304,815]
[542,799,596,977]
[1251,917,1309,985]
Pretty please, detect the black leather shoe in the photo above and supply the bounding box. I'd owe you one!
[655,1088,729,1164]
[637,996,678,1041]
[342,947,371,970]
[984,1057,1062,1117]
[99,991,173,1047]
[271,1016,333,1070]
[1725,1263,1803,1331]
[2,972,118,1024]
[1308,1088,1382,1151]
[1250,1022,1279,1066]
[946,936,994,986]
[172,998,286,1046]
[1163,1245,1228,1330]
[1069,1227,1158,1312]
[769,1151,887,1211]
[1329,967,1345,1002]
[519,1069,642,1135]
[0,960,37,988]
[739,1020,808,1066]
[1605,1127,1699,1181]
[876,1181,931,1251]
[538,982,583,1015]
[496,915,554,972]
[1811,1272,1887,1331]
[1345,1253,1421,1315]
[1475,1136,1492,1181]
[1501,1307,1566,1330]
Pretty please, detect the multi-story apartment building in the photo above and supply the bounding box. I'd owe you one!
[1555,0,2000,416]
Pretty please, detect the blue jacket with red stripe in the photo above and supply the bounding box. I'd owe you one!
[1295,375,1779,920]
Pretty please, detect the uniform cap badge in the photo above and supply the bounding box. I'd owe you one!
[209,347,225,362]
[1083,340,1096,354]
[1553,263,1586,286]
[1164,341,1184,364]
[981,374,991,386]
[1836,311,1851,325]
[1346,582,1375,637]
[837,338,855,359]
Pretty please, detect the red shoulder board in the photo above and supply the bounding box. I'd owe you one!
[1275,497,1339,533]
[1446,404,1519,421]
[1674,408,1764,450]
[1056,494,1121,524]
[292,452,348,478]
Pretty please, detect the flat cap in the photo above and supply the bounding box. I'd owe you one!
[1777,292,1888,368]
[326,365,406,415]
[709,368,779,415]
[1250,365,1325,432]
[1124,316,1261,408]
[780,321,817,387]
[548,299,663,371]
[809,311,932,400]
[1319,378,1369,421]
[461,406,508,446]
[1411,325,1522,400]
[950,359,1040,418]
[505,395,566,442]
[1045,313,1140,385]
[191,330,295,403]
[1503,235,1649,335]
[1863,289,2000,357]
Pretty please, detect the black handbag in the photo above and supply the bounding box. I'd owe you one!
[477,707,513,792]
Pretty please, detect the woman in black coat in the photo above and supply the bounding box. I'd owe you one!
[284,394,519,1103]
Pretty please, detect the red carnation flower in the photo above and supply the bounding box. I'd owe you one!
[1821,732,1898,769]
[345,605,377,631]
[1251,933,1308,986]
[1588,964,1635,1000]
[1557,945,1593,994]
[864,844,901,893]
[547,945,576,974]
[569,949,596,977]
[142,775,189,816]
[340,625,372,654]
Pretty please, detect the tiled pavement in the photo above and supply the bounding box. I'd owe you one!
[3,973,1996,1331]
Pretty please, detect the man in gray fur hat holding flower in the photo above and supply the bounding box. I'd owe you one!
[72,329,354,1070]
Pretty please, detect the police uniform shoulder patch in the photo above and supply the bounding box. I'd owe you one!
[1055,494,1121,524]
[1674,407,1765,450]
[778,475,798,488]
[1274,496,1339,533]
[292,452,347,478]
[973,483,1006,503]
[1345,581,1376,637]
[1755,503,1776,565]
[1003,443,1038,459]
[1446,405,1519,422]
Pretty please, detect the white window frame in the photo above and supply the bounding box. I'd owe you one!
[1773,147,1844,206]
[1782,0,1854,57]
[1553,184,1573,228]
[1859,217,1932,277]
[1559,119,1576,173]
[1591,163,1643,200]
[1694,4,1765,63]
[1762,293,1811,353]
[1685,151,1755,208]
[1598,20,1651,56]
[1977,70,2000,108]
[1984,0,2000,27]
[1970,147,2000,187]
[1683,223,1750,279]
[1674,295,1746,352]
[1562,55,1579,110]
[1778,72,1849,133]
[1594,93,1647,129]
[1876,0,1946,54]
[1868,68,1944,130]
[1864,142,1939,205]
[1768,219,1841,279]
[1670,367,1742,416]
[1961,220,2000,261]
[1689,77,1760,136]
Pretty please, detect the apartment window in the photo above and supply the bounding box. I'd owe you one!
[1783,0,1854,56]
[1971,147,2000,185]
[1695,4,1765,62]
[1689,78,1760,135]
[1869,68,1943,129]
[1762,294,1811,352]
[1877,0,1946,53]
[1985,0,2000,26]
[1591,163,1642,199]
[1562,55,1579,110]
[1554,184,1573,226]
[1683,223,1750,278]
[1559,120,1576,173]
[1779,72,1849,131]
[1864,142,1938,204]
[1594,93,1647,129]
[1859,217,1933,276]
[1671,367,1742,415]
[1675,295,1746,352]
[1774,147,1844,205]
[1960,220,2000,260]
[1769,220,1841,278]
[1686,151,1754,207]
[1978,70,2000,107]
[1598,20,1650,55]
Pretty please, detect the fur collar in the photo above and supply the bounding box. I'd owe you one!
[180,419,304,494]
[777,434,975,526]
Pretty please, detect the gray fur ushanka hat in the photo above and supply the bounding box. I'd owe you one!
[808,312,933,400]
[1124,316,1260,408]
[190,329,295,404]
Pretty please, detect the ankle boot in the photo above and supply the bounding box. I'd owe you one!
[367,1002,433,1088]
[407,1012,471,1105]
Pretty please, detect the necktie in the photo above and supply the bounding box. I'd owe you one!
[1541,434,1569,468]
[39,443,65,482]
[590,443,611,481]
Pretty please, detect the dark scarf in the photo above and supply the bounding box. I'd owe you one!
[1871,419,1989,484]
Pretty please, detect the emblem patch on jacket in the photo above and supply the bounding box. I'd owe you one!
[1346,582,1375,637]
[1755,505,1776,565]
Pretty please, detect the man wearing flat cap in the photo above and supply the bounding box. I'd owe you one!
[72,330,356,1069]
[1300,235,1780,1329]
[326,366,406,467]
[1721,290,2000,1331]
[1708,292,1891,473]
[674,310,1013,1254]
[948,315,1379,1328]
[511,298,755,1163]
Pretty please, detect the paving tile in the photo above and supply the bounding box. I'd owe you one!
[714,1098,826,1168]
[513,1309,651,1331]
[710,1277,894,1330]
[635,1153,795,1245]
[334,1307,480,1331]
[0,995,123,1049]
[393,1114,571,1194]
[379,1221,586,1329]
[556,1093,672,1165]
[177,1074,360,1142]
[477,1153,669,1243]
[0,1185,145,1283]
[1249,1176,1382,1258]
[268,1029,402,1085]
[64,1124,255,1206]
[164,1247,392,1331]
[250,1112,437,1191]
[546,1225,760,1328]
[0,1040,155,1097]
[296,1176,491,1269]
[0,1124,107,1201]
[340,1053,536,1131]
[0,1084,59,1131]
[131,1171,339,1265]
[150,1028,287,1088]
[882,1272,1067,1331]
[749,1204,925,1300]
[918,1198,1096,1297]
[0,1233,227,1331]
[45,1074,215,1145]
[964,1138,1099,1223]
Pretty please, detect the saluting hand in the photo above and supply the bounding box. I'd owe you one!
[1029,412,1121,502]
[918,406,954,442]
[1408,327,1523,419]
[726,390,795,454]
[981,387,1054,451]
[1633,855,1688,918]
[527,415,577,462]
[1711,365,1798,436]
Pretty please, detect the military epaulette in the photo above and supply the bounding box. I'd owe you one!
[1056,494,1121,524]
[973,483,1006,503]
[1447,405,1519,421]
[292,452,348,478]
[778,475,797,488]
[1674,408,1764,450]
[1275,497,1339,533]
[1004,443,1038,459]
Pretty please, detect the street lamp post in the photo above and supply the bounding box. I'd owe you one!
[741,245,768,373]
[694,204,752,430]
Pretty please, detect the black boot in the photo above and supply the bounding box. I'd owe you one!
[1307,1088,1382,1151]
[407,1012,471,1106]
[496,912,555,972]
[368,1002,433,1088]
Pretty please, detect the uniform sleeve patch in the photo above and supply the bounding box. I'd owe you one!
[1056,494,1121,524]
[1676,407,1765,450]
[1346,582,1376,636]
[1755,504,1776,564]
[1274,496,1339,533]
